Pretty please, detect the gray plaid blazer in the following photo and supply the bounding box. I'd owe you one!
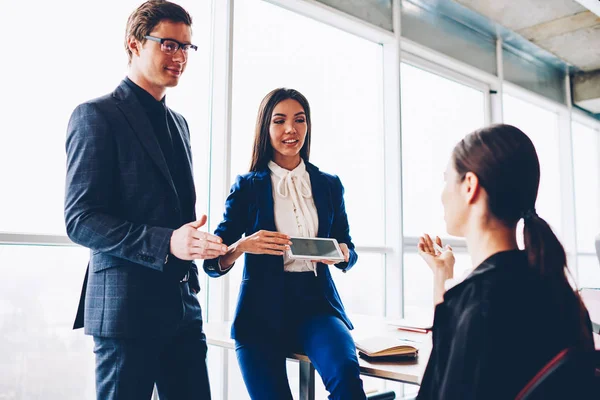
[65,80,200,338]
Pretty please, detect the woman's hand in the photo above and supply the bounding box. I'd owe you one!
[418,234,455,273]
[418,234,455,306]
[312,242,350,265]
[238,230,292,256]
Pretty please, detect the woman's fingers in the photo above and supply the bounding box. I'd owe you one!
[263,249,285,256]
[423,234,434,253]
[419,235,434,255]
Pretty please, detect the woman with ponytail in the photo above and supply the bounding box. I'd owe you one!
[416,124,594,399]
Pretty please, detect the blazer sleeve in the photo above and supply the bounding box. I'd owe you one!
[431,304,497,400]
[64,103,173,271]
[203,175,249,277]
[330,175,358,272]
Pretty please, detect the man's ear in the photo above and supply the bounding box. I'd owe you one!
[463,171,481,204]
[127,36,141,58]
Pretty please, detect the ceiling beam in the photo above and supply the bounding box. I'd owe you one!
[573,0,600,18]
[573,69,600,113]
[517,11,600,42]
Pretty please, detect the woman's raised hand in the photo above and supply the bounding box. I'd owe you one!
[238,230,292,256]
[418,234,455,273]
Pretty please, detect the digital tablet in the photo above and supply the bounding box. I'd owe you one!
[288,237,345,262]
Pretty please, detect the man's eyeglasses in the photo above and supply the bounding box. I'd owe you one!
[144,36,198,55]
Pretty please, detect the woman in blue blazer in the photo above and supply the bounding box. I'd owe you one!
[204,88,366,399]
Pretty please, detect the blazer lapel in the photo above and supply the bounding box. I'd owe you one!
[168,110,196,196]
[306,162,331,237]
[252,170,277,232]
[113,81,177,195]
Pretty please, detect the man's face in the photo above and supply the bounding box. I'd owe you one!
[130,20,192,92]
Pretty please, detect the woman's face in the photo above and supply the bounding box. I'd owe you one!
[269,99,307,168]
[442,159,469,237]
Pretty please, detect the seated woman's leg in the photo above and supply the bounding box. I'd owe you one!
[235,341,293,400]
[299,314,366,400]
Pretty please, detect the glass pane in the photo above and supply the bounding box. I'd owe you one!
[578,255,600,289]
[572,122,600,253]
[403,251,472,321]
[503,94,562,237]
[401,63,486,238]
[0,0,210,235]
[230,0,385,246]
[0,245,93,398]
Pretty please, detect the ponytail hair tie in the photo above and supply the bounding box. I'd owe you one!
[521,208,537,220]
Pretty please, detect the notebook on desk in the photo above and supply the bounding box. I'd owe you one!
[355,337,419,362]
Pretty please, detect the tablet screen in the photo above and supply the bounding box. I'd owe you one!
[289,238,341,258]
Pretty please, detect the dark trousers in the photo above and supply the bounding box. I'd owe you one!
[235,272,366,400]
[93,282,211,400]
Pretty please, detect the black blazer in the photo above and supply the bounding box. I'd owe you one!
[203,163,358,343]
[65,80,200,338]
[417,250,594,400]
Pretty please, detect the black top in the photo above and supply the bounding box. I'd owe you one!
[417,250,594,400]
[123,77,194,224]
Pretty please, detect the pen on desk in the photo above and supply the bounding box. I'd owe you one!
[398,338,421,343]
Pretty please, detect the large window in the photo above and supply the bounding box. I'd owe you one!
[400,62,487,238]
[0,245,92,397]
[572,120,600,287]
[400,62,487,318]
[0,0,211,235]
[227,0,386,318]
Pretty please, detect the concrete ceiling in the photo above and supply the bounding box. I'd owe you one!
[455,0,600,71]
[455,0,600,113]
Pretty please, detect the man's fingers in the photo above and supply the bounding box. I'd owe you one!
[191,230,223,244]
[187,238,227,253]
[187,215,208,229]
[202,241,228,252]
[190,250,228,259]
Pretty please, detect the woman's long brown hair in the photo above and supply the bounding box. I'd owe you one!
[249,88,312,172]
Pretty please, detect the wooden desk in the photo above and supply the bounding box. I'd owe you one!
[204,314,431,400]
[206,315,600,399]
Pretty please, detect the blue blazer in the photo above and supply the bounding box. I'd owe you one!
[65,80,200,338]
[204,162,358,343]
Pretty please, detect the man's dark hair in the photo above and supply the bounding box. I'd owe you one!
[125,0,192,64]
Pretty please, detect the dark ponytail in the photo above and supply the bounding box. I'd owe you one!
[523,213,593,350]
[453,124,592,350]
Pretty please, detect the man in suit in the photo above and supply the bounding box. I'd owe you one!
[64,1,227,398]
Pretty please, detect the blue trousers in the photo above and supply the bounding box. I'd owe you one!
[93,282,211,400]
[235,272,366,400]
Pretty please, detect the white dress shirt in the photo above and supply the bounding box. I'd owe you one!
[268,160,319,275]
